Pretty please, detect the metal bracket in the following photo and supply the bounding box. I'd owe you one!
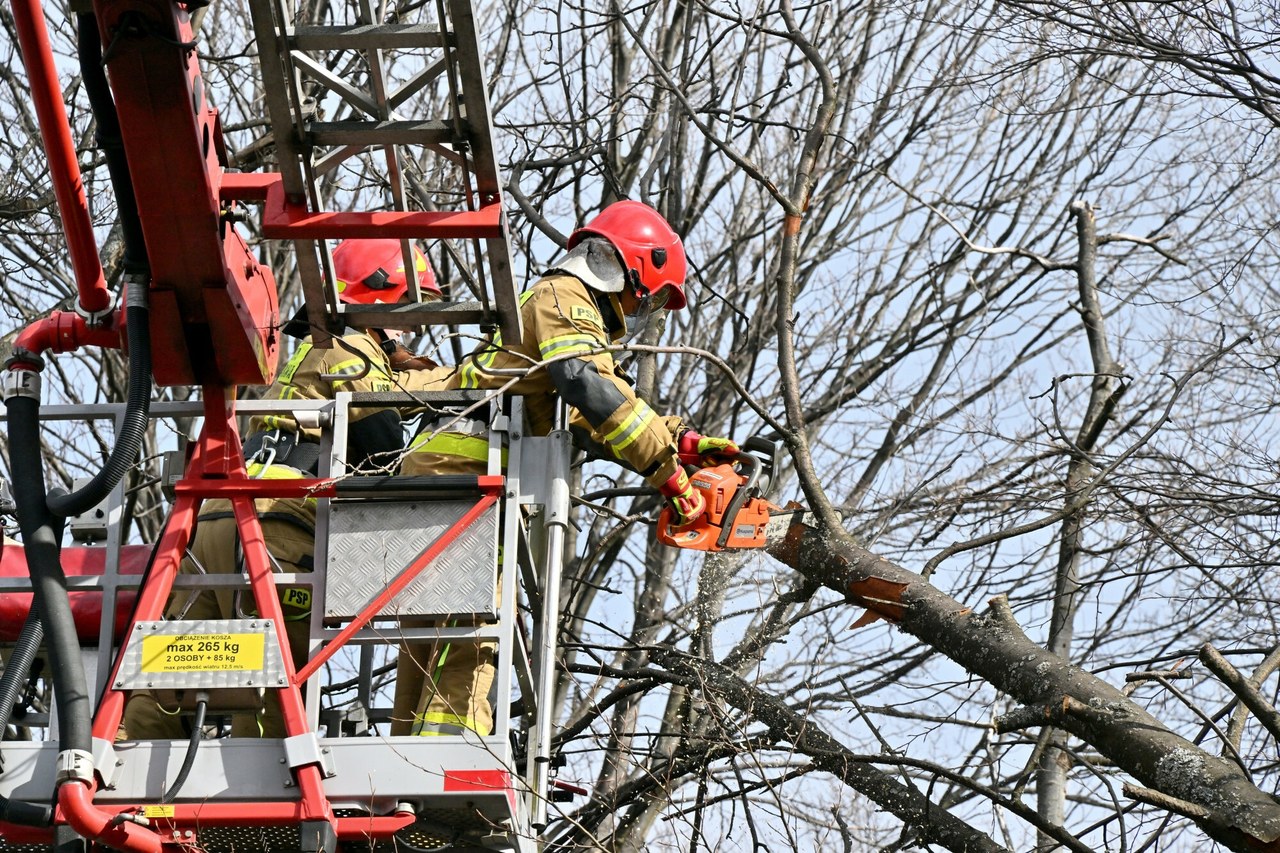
[54,749,94,784]
[68,476,110,542]
[74,300,116,327]
[91,738,121,790]
[283,732,337,778]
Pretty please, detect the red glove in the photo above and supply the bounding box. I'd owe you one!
[677,429,740,467]
[658,468,706,527]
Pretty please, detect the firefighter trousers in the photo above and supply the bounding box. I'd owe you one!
[391,429,499,736]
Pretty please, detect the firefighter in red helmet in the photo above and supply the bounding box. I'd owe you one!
[124,239,452,740]
[392,201,738,738]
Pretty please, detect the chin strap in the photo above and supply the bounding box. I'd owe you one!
[369,327,398,356]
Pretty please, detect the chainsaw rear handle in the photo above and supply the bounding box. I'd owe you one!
[713,451,761,549]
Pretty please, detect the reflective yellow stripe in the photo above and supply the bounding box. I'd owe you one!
[538,333,599,359]
[412,711,479,736]
[460,290,535,389]
[327,357,370,377]
[278,344,312,384]
[409,431,498,465]
[245,462,304,479]
[459,346,498,390]
[604,400,656,454]
[261,386,302,431]
[244,462,317,505]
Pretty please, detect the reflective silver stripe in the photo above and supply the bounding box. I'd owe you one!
[422,416,488,437]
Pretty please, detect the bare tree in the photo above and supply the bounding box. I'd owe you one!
[7,0,1280,849]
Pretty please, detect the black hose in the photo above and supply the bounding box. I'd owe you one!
[44,15,153,521]
[0,19,154,831]
[1,395,75,827]
[0,614,44,769]
[159,697,206,804]
[46,301,151,519]
[77,13,148,278]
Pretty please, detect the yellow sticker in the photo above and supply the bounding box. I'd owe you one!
[281,587,312,611]
[571,305,602,326]
[142,805,175,819]
[140,633,266,673]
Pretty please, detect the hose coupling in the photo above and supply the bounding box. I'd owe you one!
[55,749,95,784]
[1,367,41,401]
[123,273,149,311]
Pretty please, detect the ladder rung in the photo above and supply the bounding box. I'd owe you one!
[290,23,449,51]
[341,300,493,328]
[261,190,504,240]
[308,120,452,147]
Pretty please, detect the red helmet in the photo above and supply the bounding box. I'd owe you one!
[569,201,687,309]
[331,239,441,304]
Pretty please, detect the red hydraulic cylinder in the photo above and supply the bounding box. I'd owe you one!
[9,0,111,319]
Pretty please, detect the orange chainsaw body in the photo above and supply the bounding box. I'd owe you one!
[656,463,780,551]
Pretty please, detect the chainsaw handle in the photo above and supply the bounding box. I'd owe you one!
[715,451,761,549]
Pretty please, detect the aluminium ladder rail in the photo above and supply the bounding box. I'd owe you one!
[228,0,522,344]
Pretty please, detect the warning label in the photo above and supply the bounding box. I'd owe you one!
[140,632,266,673]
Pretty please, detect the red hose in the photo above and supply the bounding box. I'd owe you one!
[59,782,162,853]
[9,0,110,317]
[10,311,123,363]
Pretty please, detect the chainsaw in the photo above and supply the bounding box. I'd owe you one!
[656,437,783,551]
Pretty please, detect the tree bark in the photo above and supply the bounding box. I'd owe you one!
[1039,199,1125,848]
[768,524,1280,850]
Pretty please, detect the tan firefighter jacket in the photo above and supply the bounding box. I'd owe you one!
[455,272,684,488]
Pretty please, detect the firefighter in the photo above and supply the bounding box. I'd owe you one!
[393,200,738,737]
[123,239,452,739]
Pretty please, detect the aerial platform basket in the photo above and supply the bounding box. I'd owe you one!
[0,393,570,853]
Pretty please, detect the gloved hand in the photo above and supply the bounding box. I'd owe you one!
[677,429,740,467]
[386,344,440,371]
[658,468,706,527]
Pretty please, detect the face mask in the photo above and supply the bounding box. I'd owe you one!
[618,286,669,343]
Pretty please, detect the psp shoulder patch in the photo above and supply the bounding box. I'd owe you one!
[571,305,602,326]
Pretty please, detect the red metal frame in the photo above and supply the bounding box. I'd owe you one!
[221,173,504,240]
[10,0,280,386]
[56,387,504,850]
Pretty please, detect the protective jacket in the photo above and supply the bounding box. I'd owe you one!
[255,331,450,468]
[395,271,685,738]
[451,272,683,488]
[232,330,451,527]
